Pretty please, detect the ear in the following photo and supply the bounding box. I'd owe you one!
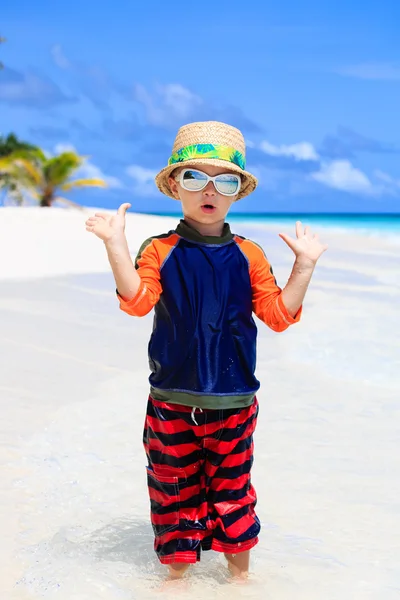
[168,175,181,199]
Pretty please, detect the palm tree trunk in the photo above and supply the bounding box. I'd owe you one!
[40,192,53,207]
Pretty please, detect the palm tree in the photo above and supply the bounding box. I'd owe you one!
[0,147,107,207]
[0,133,40,205]
[0,133,38,157]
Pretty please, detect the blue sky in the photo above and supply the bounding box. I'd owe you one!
[1,0,399,213]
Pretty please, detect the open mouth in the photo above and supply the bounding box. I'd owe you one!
[201,204,216,214]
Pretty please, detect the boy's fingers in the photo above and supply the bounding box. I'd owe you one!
[94,212,108,219]
[86,217,103,228]
[87,215,106,224]
[278,233,295,251]
[117,203,131,215]
[279,232,293,244]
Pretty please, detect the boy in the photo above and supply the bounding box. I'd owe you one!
[85,121,327,580]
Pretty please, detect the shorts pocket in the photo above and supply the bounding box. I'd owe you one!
[146,466,186,537]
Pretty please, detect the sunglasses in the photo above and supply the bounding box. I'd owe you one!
[174,168,241,196]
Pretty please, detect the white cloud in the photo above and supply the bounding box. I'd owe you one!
[260,140,319,161]
[252,134,397,197]
[248,166,288,191]
[373,170,400,196]
[161,83,202,118]
[51,45,71,70]
[126,164,158,196]
[0,68,74,108]
[135,82,203,127]
[336,62,400,81]
[54,143,76,154]
[126,165,157,183]
[311,160,372,192]
[374,170,400,187]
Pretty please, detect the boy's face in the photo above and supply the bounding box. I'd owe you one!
[168,164,239,226]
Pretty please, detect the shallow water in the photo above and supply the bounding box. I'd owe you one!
[1,222,400,599]
[7,366,400,600]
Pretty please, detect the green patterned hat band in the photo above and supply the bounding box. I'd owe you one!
[168,143,246,170]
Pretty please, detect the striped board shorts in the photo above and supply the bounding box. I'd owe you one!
[143,395,260,564]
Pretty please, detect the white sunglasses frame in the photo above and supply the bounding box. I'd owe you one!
[174,168,242,197]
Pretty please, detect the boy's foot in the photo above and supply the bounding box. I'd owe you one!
[157,575,190,594]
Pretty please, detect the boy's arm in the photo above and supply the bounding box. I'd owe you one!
[104,235,141,302]
[85,203,162,317]
[242,222,327,332]
[247,244,301,332]
[280,258,315,318]
[113,236,163,317]
[278,221,328,317]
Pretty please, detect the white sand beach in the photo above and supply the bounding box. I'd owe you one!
[0,206,399,600]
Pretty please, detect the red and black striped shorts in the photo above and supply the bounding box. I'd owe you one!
[143,395,260,564]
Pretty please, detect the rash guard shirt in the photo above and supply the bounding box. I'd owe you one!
[117,220,301,409]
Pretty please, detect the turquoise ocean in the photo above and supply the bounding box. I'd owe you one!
[138,212,400,236]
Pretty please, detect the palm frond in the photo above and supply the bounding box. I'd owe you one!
[1,146,47,164]
[61,178,107,191]
[10,157,43,186]
[44,152,83,186]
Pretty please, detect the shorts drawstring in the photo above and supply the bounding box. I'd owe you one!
[191,406,203,425]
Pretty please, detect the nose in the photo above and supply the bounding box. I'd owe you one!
[203,181,217,196]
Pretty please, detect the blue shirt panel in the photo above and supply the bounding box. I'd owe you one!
[147,237,260,396]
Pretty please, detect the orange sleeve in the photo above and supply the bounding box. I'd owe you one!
[117,234,179,317]
[236,237,302,332]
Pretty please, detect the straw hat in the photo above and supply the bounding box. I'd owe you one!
[155,120,258,200]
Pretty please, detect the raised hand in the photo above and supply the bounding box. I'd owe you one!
[279,221,328,265]
[85,203,131,242]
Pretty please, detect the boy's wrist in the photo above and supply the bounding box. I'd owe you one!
[293,256,316,271]
[104,233,128,251]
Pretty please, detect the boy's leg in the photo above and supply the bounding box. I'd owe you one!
[167,563,191,579]
[143,396,207,571]
[203,398,260,577]
[224,550,250,579]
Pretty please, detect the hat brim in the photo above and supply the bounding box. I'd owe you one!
[155,158,258,201]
